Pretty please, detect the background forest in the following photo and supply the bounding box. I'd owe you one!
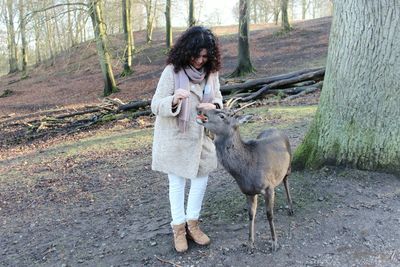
[0,0,332,76]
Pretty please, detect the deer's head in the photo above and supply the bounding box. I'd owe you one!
[196,98,255,136]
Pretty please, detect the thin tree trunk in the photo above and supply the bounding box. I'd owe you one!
[89,0,119,96]
[67,0,74,46]
[145,0,157,43]
[165,0,172,48]
[44,9,55,63]
[53,7,65,52]
[188,0,195,27]
[122,0,134,76]
[33,11,42,65]
[229,0,255,77]
[6,0,18,73]
[281,0,291,31]
[293,0,400,173]
[252,0,257,23]
[273,0,280,25]
[18,0,28,75]
[302,0,307,19]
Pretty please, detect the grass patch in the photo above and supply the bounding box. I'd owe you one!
[239,105,317,138]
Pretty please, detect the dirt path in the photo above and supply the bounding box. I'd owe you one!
[1,105,399,266]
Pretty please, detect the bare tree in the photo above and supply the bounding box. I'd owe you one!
[26,1,119,96]
[89,0,119,96]
[273,0,280,25]
[293,0,400,173]
[121,0,134,76]
[5,0,18,73]
[165,0,172,48]
[229,0,255,77]
[18,0,28,75]
[66,0,74,46]
[280,0,291,31]
[188,0,195,26]
[302,0,311,19]
[140,0,158,43]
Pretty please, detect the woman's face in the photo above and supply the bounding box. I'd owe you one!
[191,49,208,70]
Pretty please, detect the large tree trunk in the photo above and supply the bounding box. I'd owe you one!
[122,0,134,76]
[5,0,19,73]
[89,0,119,96]
[229,0,255,77]
[165,0,172,48]
[293,0,400,174]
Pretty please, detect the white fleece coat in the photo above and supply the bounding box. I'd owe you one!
[151,65,223,179]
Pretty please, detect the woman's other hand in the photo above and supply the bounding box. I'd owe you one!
[173,89,190,105]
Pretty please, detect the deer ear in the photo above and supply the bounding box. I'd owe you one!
[235,114,254,125]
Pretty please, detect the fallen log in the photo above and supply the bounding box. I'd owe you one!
[220,67,324,95]
[118,100,151,111]
[269,80,323,95]
[240,69,325,102]
[282,86,320,101]
[223,81,323,101]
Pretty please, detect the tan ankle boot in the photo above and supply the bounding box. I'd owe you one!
[172,223,188,252]
[186,220,211,245]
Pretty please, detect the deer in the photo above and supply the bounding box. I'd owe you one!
[196,100,293,251]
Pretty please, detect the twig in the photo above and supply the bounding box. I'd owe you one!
[390,250,396,260]
[154,255,182,267]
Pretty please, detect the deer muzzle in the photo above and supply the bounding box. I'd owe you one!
[196,113,208,124]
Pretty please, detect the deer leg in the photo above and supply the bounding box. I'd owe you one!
[264,188,278,251]
[283,175,294,216]
[246,194,257,249]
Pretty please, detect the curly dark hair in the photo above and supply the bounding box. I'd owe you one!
[166,26,221,75]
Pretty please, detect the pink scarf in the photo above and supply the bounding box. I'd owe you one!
[174,65,216,132]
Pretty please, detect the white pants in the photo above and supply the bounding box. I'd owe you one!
[168,174,208,225]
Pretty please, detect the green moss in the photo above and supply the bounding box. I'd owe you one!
[0,89,13,98]
[100,113,118,123]
[292,115,323,170]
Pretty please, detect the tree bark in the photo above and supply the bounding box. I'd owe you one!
[144,0,157,43]
[293,0,400,174]
[5,0,19,73]
[165,0,172,48]
[273,0,280,25]
[122,0,134,76]
[188,0,195,27]
[18,0,28,75]
[229,0,255,77]
[89,0,119,96]
[44,9,55,63]
[281,0,291,31]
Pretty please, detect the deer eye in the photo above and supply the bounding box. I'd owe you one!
[218,113,226,119]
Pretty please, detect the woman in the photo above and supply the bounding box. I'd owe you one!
[151,26,223,253]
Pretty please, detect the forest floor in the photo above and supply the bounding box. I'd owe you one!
[1,17,400,266]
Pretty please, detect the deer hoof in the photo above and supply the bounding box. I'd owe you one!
[243,241,255,254]
[271,240,280,252]
[287,208,294,216]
